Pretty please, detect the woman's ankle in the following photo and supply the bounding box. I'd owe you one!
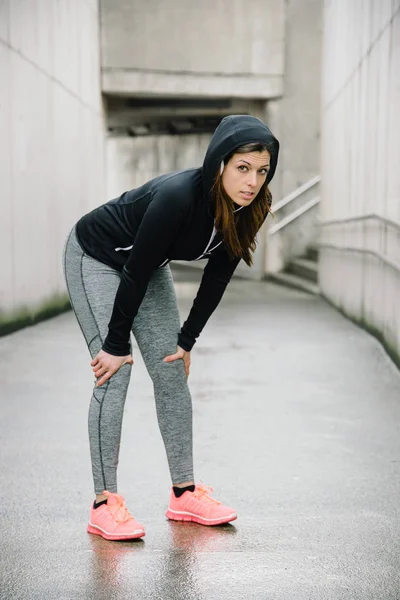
[95,492,108,503]
[173,481,195,488]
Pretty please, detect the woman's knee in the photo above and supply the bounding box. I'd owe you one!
[149,358,187,388]
[92,362,133,400]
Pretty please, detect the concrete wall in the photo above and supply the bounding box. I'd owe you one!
[264,0,322,272]
[106,134,211,198]
[319,1,400,364]
[100,0,285,99]
[268,0,322,200]
[0,0,105,331]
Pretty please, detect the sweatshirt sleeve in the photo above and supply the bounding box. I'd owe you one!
[177,247,241,351]
[102,190,189,356]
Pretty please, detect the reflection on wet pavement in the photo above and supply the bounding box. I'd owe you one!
[2,268,400,598]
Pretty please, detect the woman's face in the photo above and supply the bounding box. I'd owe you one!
[221,150,271,206]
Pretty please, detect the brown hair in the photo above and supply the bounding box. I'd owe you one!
[211,142,273,267]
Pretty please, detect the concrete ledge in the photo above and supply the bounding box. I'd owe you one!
[267,271,320,295]
[0,294,71,338]
[102,69,283,99]
[318,246,400,371]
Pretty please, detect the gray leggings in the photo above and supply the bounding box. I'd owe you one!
[63,227,194,494]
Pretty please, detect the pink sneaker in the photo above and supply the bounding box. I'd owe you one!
[87,491,145,541]
[165,484,237,526]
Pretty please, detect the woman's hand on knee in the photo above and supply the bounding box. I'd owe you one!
[91,350,133,387]
[163,346,191,378]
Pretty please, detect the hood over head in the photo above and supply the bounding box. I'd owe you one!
[202,115,279,200]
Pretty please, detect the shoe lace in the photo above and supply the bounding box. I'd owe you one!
[107,494,133,523]
[193,483,221,505]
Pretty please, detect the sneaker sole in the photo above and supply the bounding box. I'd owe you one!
[165,508,237,526]
[87,523,145,540]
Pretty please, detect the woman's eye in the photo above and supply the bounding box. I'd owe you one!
[238,165,248,172]
[259,169,268,175]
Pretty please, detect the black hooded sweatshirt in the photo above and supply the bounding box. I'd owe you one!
[75,115,279,356]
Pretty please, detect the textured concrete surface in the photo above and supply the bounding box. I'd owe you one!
[0,0,105,318]
[1,266,400,600]
[320,4,400,364]
[100,0,284,98]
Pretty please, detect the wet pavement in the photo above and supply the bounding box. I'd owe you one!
[1,265,400,600]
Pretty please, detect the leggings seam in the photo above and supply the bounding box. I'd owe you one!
[93,391,102,404]
[64,235,95,350]
[63,229,75,311]
[80,253,109,492]
[88,333,100,349]
[98,390,108,492]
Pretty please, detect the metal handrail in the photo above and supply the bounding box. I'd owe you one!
[271,175,321,213]
[319,213,400,232]
[318,243,400,276]
[268,196,320,235]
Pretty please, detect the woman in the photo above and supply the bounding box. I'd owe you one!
[63,115,279,541]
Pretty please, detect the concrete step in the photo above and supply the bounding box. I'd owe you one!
[268,271,320,295]
[305,244,319,262]
[286,257,319,283]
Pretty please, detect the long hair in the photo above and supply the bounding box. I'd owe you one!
[211,142,274,267]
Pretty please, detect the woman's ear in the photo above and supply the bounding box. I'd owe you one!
[220,161,225,175]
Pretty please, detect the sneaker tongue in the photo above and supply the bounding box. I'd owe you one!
[105,493,121,507]
[105,493,131,522]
